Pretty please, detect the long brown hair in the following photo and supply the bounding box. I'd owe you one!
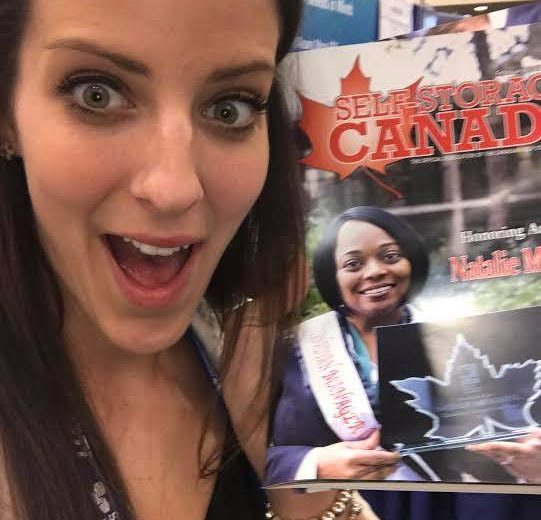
[0,1,305,519]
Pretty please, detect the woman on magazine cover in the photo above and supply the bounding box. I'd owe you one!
[0,1,377,519]
[266,205,541,519]
[266,206,429,484]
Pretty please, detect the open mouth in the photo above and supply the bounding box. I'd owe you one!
[360,283,395,298]
[105,234,193,290]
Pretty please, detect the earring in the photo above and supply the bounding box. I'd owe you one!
[0,142,15,161]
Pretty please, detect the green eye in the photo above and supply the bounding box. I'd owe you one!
[73,82,125,111]
[203,94,268,130]
[213,100,242,125]
[56,74,133,117]
[81,84,111,109]
[206,99,254,127]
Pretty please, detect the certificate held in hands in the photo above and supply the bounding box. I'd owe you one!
[379,306,541,468]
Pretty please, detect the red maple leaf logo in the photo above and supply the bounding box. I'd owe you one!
[298,57,421,198]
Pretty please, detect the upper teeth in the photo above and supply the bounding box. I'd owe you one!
[362,285,391,295]
[123,237,190,257]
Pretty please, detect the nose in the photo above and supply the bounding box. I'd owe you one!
[362,256,387,279]
[130,114,204,215]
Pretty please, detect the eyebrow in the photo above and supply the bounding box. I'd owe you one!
[207,62,276,83]
[340,242,399,257]
[46,38,151,76]
[45,38,275,82]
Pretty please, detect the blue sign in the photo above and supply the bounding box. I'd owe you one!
[294,0,378,50]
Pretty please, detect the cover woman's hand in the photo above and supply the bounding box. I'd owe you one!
[466,428,541,482]
[316,430,400,480]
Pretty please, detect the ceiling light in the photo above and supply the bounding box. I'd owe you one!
[474,5,489,11]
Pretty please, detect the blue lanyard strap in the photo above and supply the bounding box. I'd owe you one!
[72,426,126,520]
[75,330,218,520]
[186,326,223,397]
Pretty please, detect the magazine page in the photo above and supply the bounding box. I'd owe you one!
[266,20,541,493]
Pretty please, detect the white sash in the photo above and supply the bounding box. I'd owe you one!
[297,312,379,441]
[298,311,425,482]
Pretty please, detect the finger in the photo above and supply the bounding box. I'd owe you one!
[518,432,541,446]
[467,441,524,455]
[467,442,527,465]
[369,429,381,445]
[345,430,381,451]
[351,450,400,466]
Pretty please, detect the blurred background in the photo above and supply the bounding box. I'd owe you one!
[294,0,539,48]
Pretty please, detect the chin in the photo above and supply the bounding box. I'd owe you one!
[363,302,403,324]
[103,319,190,355]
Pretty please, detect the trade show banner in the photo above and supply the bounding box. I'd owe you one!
[293,0,378,50]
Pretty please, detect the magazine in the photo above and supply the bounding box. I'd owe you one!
[266,19,541,493]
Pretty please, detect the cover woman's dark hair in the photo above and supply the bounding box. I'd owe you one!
[313,206,429,312]
[0,1,304,519]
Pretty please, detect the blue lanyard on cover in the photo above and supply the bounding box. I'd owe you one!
[345,320,380,408]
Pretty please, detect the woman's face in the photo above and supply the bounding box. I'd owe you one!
[11,0,279,353]
[334,221,412,323]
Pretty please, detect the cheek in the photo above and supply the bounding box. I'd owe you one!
[16,104,123,217]
[396,261,413,290]
[23,150,119,221]
[336,272,354,298]
[14,67,153,216]
[199,134,269,223]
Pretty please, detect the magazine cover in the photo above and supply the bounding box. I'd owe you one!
[266,19,541,493]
